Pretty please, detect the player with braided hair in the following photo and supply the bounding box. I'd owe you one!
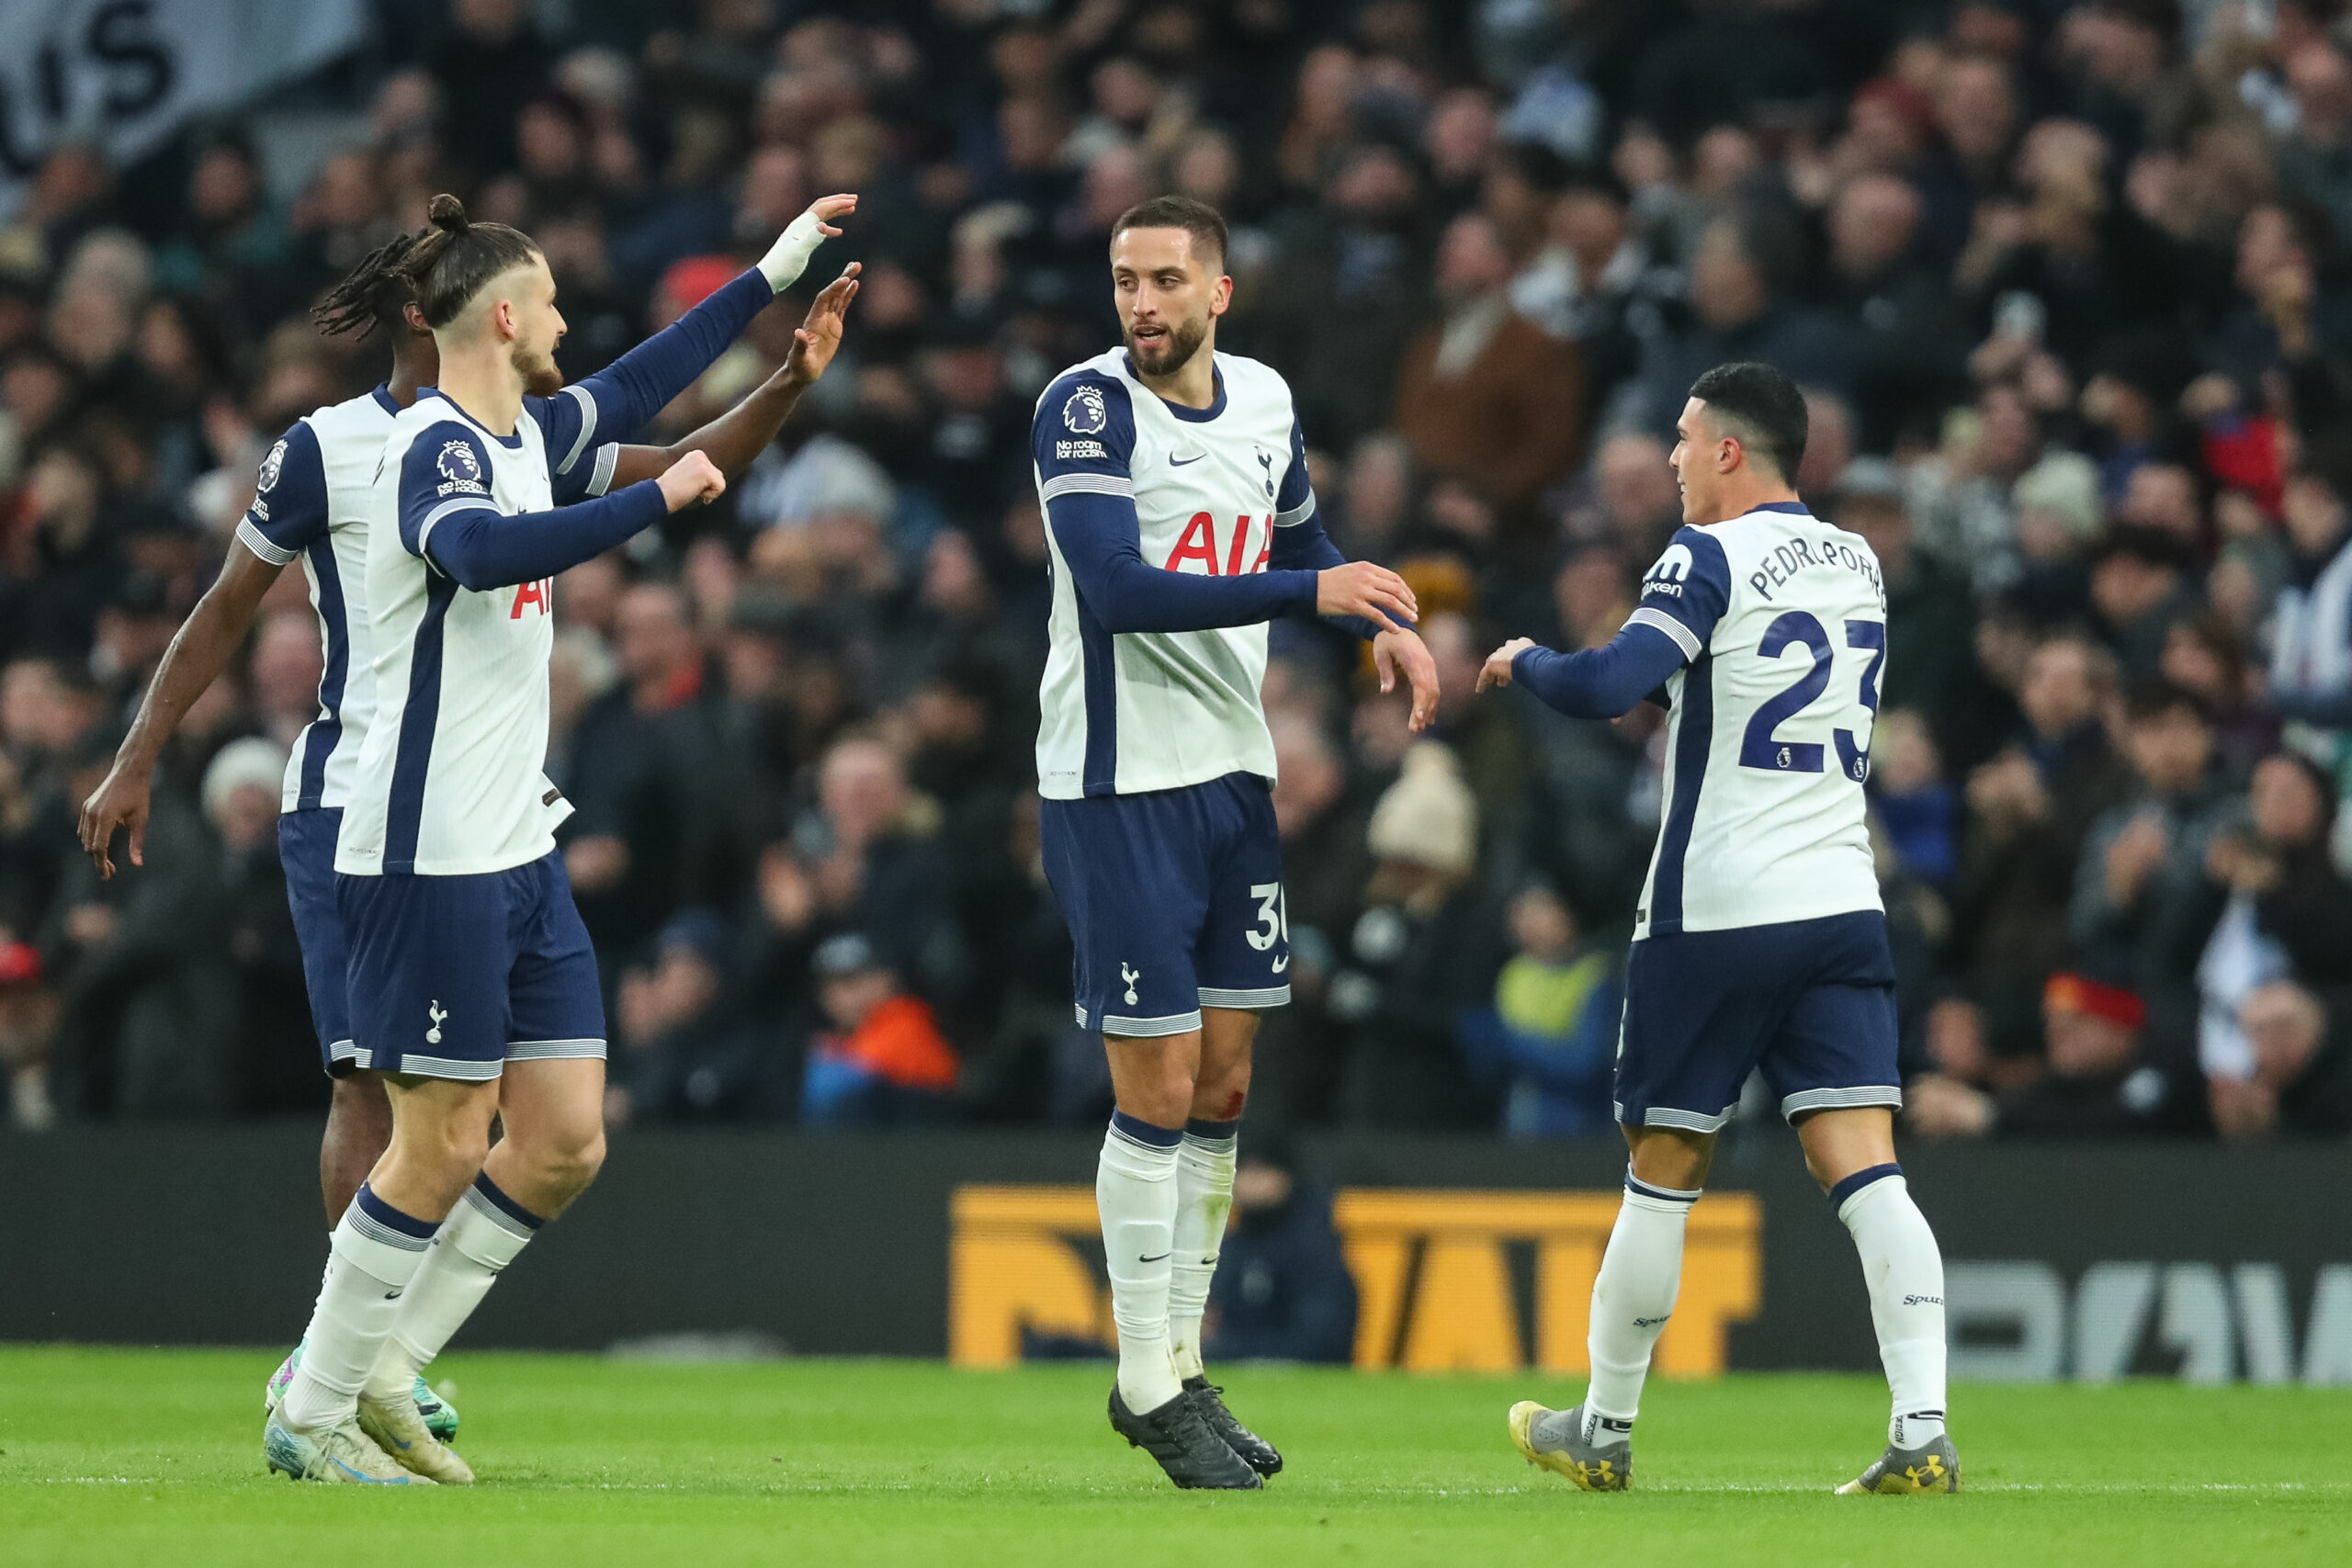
[78,193,860,1483]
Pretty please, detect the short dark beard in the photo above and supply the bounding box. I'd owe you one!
[514,343,563,398]
[1124,313,1208,378]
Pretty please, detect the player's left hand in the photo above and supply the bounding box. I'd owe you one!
[759,193,859,292]
[1476,637,1537,694]
[1374,626,1440,732]
[783,263,861,388]
[803,192,857,236]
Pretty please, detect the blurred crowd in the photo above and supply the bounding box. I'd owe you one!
[4,0,2352,1145]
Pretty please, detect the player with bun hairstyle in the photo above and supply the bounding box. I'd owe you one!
[174,190,860,1495]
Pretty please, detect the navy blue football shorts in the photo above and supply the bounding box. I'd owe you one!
[1615,908,1900,1132]
[337,850,606,1081]
[1040,771,1292,1038]
[280,807,357,1076]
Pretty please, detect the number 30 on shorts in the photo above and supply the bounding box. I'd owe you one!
[1246,882,1289,951]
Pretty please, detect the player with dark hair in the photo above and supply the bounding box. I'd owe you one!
[1032,192,1439,1488]
[80,193,860,1483]
[1479,361,1958,1495]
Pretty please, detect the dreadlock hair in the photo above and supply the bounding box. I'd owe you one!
[397,194,542,330]
[311,230,424,341]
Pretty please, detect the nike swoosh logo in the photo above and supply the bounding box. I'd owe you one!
[1272,954,1289,973]
[1170,453,1204,466]
[1139,1252,1170,1262]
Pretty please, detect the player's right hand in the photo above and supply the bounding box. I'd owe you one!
[78,765,150,880]
[782,263,862,389]
[1317,561,1417,632]
[1476,637,1537,693]
[657,450,726,512]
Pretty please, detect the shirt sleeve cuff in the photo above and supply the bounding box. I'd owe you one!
[1624,605,1702,661]
[235,516,300,567]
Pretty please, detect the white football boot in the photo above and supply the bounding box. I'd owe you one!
[357,1391,476,1484]
[265,1414,435,1485]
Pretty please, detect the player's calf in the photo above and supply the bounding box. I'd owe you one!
[1826,1158,1951,1477]
[482,1056,608,1218]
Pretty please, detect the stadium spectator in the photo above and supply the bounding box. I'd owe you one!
[1951,632,2134,1055]
[2156,751,2352,1082]
[1201,1147,1358,1366]
[1390,211,1584,515]
[800,930,957,1126]
[2068,682,2232,988]
[1908,969,2208,1138]
[2211,979,2352,1137]
[1330,741,1505,1128]
[1459,881,1620,1136]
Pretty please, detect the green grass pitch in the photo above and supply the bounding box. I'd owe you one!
[3,1348,2346,1567]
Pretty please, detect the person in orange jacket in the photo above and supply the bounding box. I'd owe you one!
[801,931,958,1124]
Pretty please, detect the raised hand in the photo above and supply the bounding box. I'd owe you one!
[657,450,726,512]
[804,192,857,237]
[783,263,862,388]
[1317,560,1417,633]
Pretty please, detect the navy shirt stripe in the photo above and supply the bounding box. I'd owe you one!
[1649,652,1714,934]
[382,570,460,874]
[296,535,350,810]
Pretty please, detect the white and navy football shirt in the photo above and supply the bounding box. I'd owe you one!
[236,383,622,819]
[336,392,591,877]
[1031,348,1336,799]
[1626,503,1890,938]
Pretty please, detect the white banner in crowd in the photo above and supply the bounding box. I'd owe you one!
[0,0,367,213]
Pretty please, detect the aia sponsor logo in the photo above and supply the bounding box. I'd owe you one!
[1162,513,1271,576]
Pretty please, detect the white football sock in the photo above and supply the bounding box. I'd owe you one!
[1836,1164,1948,1448]
[279,1186,438,1434]
[1168,1119,1238,1382]
[1099,1111,1184,1412]
[364,1175,541,1403]
[1582,1172,1698,1425]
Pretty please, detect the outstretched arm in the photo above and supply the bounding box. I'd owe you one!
[1483,526,1732,716]
[1049,491,1419,636]
[605,264,860,490]
[1035,376,1416,636]
[542,196,856,496]
[80,548,283,877]
[1476,624,1689,717]
[404,421,728,592]
[1051,491,1319,632]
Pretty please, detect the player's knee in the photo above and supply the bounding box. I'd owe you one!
[526,1122,605,1201]
[385,1116,492,1203]
[440,1119,495,1176]
[1191,1069,1248,1122]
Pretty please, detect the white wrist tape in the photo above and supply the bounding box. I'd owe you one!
[757,209,828,292]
